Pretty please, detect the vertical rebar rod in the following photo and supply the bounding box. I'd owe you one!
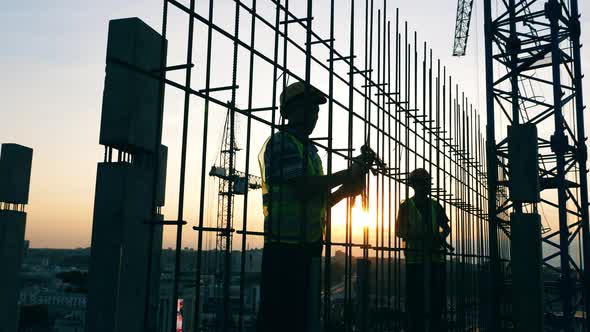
[374,9,381,322]
[219,1,242,329]
[346,1,356,330]
[323,0,336,328]
[171,0,196,330]
[442,66,448,324]
[448,74,455,327]
[428,50,433,182]
[414,32,418,176]
[143,0,169,327]
[381,11,388,330]
[464,102,474,326]
[192,0,215,329]
[386,14,392,321]
[237,1,258,330]
[397,20,408,328]
[263,0,281,258]
[422,43,426,169]
[359,1,370,328]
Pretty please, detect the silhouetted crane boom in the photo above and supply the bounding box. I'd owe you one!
[452,0,474,56]
[209,166,262,193]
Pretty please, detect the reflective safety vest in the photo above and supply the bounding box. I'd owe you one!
[258,132,327,244]
[403,198,444,264]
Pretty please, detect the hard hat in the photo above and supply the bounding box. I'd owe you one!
[407,168,431,186]
[279,81,327,119]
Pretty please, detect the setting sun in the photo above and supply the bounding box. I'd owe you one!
[352,204,370,230]
[329,196,383,246]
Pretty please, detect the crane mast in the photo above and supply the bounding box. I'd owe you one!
[214,110,239,267]
[211,109,262,264]
[209,107,261,330]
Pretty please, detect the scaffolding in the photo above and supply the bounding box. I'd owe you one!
[101,0,587,331]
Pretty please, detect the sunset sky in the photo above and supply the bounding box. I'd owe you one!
[2,0,589,250]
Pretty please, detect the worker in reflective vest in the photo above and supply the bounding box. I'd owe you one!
[396,168,451,332]
[257,81,367,332]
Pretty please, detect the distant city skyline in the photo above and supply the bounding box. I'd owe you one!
[2,0,589,249]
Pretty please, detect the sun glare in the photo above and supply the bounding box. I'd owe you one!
[352,204,370,229]
[352,204,372,248]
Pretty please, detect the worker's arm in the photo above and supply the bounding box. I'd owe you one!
[288,168,361,197]
[264,133,365,199]
[327,178,365,207]
[327,186,347,208]
[288,148,372,197]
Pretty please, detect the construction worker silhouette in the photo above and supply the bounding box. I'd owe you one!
[396,168,451,332]
[257,81,367,332]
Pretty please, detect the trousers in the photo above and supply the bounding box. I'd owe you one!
[406,262,447,332]
[257,242,322,332]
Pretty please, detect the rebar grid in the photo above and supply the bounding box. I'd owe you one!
[132,0,508,331]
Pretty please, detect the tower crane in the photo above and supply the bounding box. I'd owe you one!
[210,107,261,264]
[207,106,261,330]
[452,0,551,233]
[452,0,475,56]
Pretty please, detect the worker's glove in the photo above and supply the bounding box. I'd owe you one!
[341,177,365,197]
[350,164,366,179]
[345,166,367,197]
[350,154,371,178]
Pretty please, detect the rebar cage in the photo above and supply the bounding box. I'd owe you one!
[115,0,532,331]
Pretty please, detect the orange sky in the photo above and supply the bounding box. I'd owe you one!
[2,0,589,250]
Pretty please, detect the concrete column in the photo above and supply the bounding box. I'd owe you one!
[85,17,167,332]
[0,143,33,332]
[510,212,543,331]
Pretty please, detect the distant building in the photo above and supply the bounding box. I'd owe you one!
[53,318,84,332]
[20,287,86,331]
[17,249,89,332]
[20,288,87,309]
[156,265,260,332]
[197,277,259,331]
[0,143,33,332]
[157,275,196,332]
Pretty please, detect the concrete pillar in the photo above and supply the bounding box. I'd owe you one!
[0,143,33,332]
[85,17,167,332]
[0,210,27,332]
[510,212,543,331]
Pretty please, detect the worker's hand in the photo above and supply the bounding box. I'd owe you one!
[350,163,365,178]
[344,169,366,197]
[350,156,371,178]
[328,176,365,207]
[340,181,364,198]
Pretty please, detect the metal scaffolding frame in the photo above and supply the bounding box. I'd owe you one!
[106,0,517,331]
[484,0,589,330]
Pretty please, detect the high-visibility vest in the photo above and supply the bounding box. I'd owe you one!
[404,198,444,264]
[258,131,327,244]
